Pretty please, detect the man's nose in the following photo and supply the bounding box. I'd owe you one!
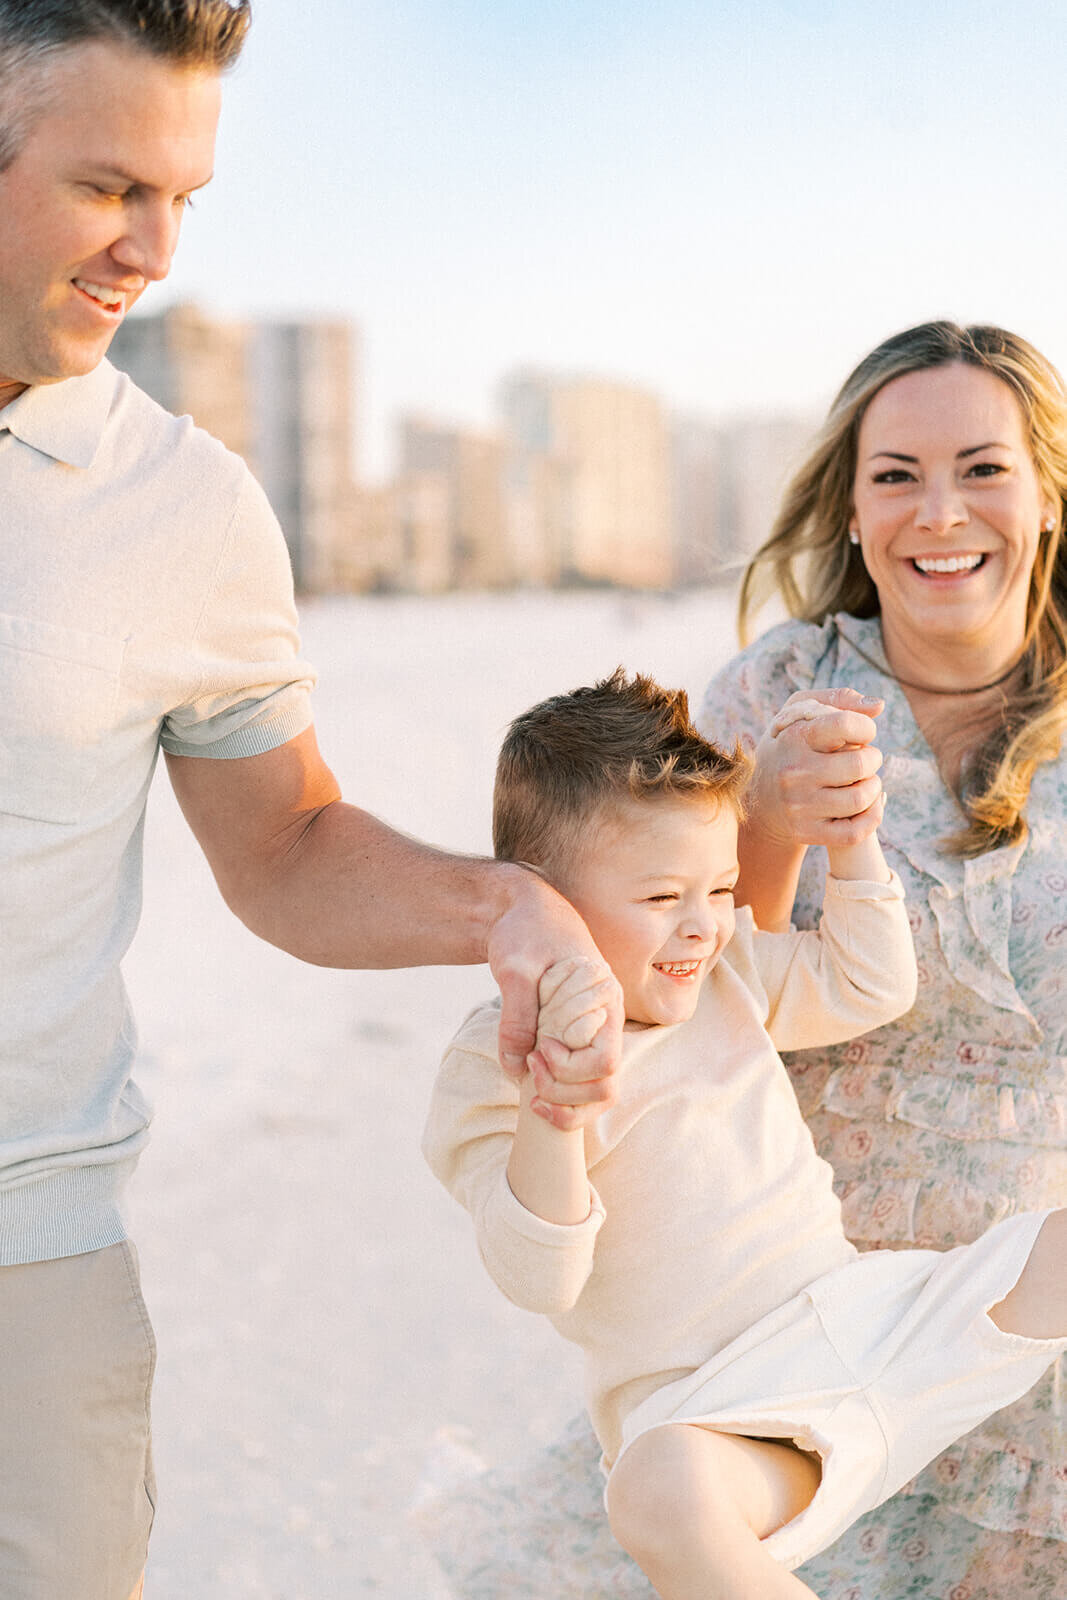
[110,202,183,283]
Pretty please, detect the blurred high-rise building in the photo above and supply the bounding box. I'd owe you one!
[108,305,359,592]
[671,415,727,585]
[671,412,818,584]
[397,418,510,590]
[500,371,674,589]
[719,415,816,565]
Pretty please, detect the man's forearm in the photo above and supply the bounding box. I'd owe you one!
[166,730,622,1086]
[225,796,527,969]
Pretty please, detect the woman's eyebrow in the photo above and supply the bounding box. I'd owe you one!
[866,442,1010,463]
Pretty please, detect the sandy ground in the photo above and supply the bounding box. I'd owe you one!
[122,587,740,1598]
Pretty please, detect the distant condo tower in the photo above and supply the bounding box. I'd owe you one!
[499,370,674,589]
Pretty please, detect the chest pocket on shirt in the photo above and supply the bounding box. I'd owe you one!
[0,613,126,824]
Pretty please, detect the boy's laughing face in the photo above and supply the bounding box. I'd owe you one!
[554,795,739,1028]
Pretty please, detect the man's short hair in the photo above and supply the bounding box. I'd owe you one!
[494,668,751,879]
[0,1,250,169]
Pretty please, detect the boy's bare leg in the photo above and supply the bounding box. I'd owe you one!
[990,1210,1067,1340]
[606,1423,821,1600]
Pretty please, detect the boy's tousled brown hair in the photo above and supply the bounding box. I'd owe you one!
[494,668,750,879]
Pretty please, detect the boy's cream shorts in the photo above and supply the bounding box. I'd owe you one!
[611,1209,1066,1571]
[0,1240,156,1600]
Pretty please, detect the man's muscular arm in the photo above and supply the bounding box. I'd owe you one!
[165,725,622,1105]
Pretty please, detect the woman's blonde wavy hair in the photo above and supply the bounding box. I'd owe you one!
[738,320,1067,857]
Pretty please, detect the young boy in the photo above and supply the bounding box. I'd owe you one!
[422,670,1067,1600]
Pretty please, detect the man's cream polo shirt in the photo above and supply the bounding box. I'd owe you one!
[0,360,314,1262]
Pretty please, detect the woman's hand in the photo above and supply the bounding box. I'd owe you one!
[736,687,885,930]
[751,687,885,848]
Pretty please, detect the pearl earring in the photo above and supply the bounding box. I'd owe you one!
[848,529,860,546]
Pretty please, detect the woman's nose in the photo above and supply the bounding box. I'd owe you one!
[916,477,967,534]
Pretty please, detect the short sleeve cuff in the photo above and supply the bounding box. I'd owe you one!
[160,684,313,759]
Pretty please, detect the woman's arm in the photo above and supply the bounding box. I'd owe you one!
[736,689,886,929]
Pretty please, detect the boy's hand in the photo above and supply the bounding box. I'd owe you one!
[528,957,622,1130]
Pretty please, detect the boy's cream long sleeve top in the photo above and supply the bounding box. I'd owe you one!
[423,873,917,1466]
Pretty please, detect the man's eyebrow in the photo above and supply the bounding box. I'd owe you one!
[82,164,215,192]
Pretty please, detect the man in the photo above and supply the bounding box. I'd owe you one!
[0,4,618,1596]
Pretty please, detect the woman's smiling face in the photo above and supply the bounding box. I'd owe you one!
[851,363,1056,678]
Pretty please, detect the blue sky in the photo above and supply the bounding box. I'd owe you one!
[156,0,1067,475]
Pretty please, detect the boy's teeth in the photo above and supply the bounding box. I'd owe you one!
[74,280,123,308]
[656,961,700,975]
[913,554,983,574]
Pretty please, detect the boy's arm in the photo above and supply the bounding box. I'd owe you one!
[423,1020,605,1315]
[507,1074,592,1225]
[751,790,916,1053]
[508,956,614,1222]
[824,794,891,885]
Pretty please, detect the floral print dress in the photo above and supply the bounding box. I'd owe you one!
[702,613,1066,1600]
[421,613,1065,1600]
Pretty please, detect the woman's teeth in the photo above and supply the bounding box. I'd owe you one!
[913,554,985,574]
[74,279,124,309]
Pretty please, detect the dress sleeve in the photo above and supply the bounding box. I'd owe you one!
[422,1037,605,1316]
[751,873,918,1052]
[159,470,316,758]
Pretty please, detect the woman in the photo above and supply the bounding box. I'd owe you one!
[423,322,1066,1599]
[701,319,1067,1599]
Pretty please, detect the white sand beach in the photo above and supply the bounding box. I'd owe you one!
[123,587,740,1598]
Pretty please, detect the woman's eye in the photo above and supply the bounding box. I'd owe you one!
[966,461,1005,478]
[872,469,914,485]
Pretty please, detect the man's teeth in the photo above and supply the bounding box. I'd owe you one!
[655,961,701,976]
[913,554,984,574]
[74,280,124,309]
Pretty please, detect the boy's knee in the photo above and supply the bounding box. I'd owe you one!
[991,1210,1067,1340]
[608,1432,673,1563]
[607,1426,726,1564]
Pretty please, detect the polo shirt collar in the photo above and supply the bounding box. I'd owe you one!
[0,359,118,469]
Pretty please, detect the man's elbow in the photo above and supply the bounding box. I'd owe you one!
[212,800,342,965]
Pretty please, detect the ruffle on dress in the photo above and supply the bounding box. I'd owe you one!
[901,1426,1067,1542]
[822,1047,1067,1149]
[812,1035,1067,1249]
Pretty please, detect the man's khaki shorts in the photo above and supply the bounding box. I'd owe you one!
[0,1240,156,1600]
